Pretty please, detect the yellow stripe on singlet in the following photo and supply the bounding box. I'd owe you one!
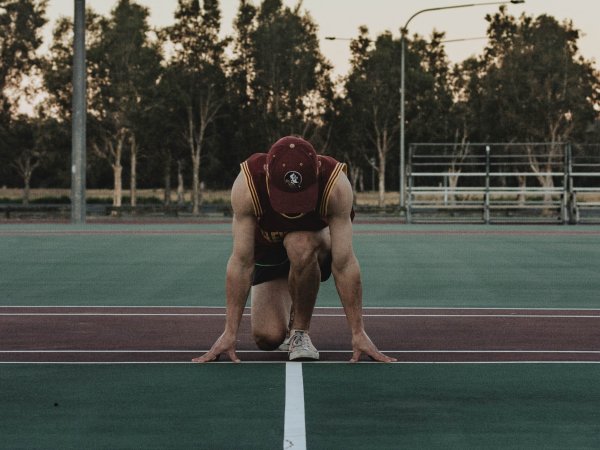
[241,161,262,216]
[320,162,345,216]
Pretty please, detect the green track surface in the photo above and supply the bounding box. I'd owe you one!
[304,363,600,449]
[0,364,284,449]
[2,223,600,449]
[1,233,229,306]
[1,224,599,308]
[3,363,599,449]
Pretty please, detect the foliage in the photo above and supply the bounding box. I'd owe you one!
[463,7,598,143]
[0,1,598,198]
[162,0,229,213]
[0,0,47,189]
[0,0,47,120]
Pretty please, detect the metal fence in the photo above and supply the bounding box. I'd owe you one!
[406,143,600,224]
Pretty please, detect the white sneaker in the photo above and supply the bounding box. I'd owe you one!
[288,330,319,361]
[278,336,290,351]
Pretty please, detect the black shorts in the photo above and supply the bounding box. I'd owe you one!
[252,243,333,286]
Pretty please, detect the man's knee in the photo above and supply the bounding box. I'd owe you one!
[253,331,286,351]
[284,232,320,266]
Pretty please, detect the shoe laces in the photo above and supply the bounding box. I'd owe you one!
[291,331,313,350]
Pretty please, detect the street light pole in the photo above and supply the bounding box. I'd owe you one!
[71,0,86,224]
[399,0,525,212]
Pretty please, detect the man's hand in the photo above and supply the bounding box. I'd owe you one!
[192,331,241,363]
[350,330,397,363]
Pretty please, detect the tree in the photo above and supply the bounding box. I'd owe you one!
[343,28,400,206]
[225,0,260,179]
[249,0,333,144]
[90,0,162,208]
[42,9,108,190]
[229,0,256,112]
[463,8,599,197]
[5,115,50,203]
[408,31,455,143]
[43,9,104,118]
[0,0,47,121]
[340,27,453,207]
[0,0,47,188]
[163,0,228,215]
[137,64,187,206]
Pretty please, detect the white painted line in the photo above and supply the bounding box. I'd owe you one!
[0,313,241,317]
[1,349,599,354]
[284,363,307,450]
[3,306,600,311]
[2,361,600,365]
[0,306,229,309]
[2,313,600,318]
[396,350,600,353]
[373,314,600,318]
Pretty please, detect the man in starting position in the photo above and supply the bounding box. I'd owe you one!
[192,136,395,363]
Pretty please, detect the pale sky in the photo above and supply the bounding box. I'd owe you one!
[43,0,600,79]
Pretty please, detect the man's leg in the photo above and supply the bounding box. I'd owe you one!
[250,229,330,356]
[283,228,331,331]
[283,229,331,360]
[250,278,292,350]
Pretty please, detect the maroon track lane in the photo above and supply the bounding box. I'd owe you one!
[1,307,599,362]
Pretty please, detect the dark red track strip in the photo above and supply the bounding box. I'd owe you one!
[1,307,599,363]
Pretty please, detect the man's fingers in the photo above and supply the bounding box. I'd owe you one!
[191,350,241,363]
[191,352,220,363]
[368,350,397,363]
[350,346,398,363]
[228,350,241,363]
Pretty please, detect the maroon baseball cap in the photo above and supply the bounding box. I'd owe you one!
[266,136,319,214]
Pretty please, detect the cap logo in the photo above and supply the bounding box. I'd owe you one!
[284,171,302,189]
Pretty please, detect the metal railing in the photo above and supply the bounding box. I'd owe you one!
[406,143,599,224]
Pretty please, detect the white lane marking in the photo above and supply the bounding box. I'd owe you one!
[2,306,600,310]
[0,313,241,316]
[1,350,600,354]
[2,313,600,318]
[284,362,307,450]
[2,361,600,365]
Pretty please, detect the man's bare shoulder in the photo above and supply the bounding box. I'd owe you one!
[231,171,255,217]
[326,171,354,218]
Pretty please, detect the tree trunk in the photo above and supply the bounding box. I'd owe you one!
[526,144,555,203]
[113,164,123,208]
[177,159,185,207]
[92,132,126,211]
[378,155,386,208]
[112,134,125,208]
[192,151,201,215]
[517,175,526,206]
[358,170,365,193]
[448,136,469,205]
[448,171,460,206]
[187,105,203,216]
[14,153,41,206]
[23,175,31,206]
[349,164,360,193]
[371,121,392,209]
[130,134,137,207]
[164,153,172,206]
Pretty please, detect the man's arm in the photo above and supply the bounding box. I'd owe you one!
[327,172,397,363]
[192,171,256,363]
